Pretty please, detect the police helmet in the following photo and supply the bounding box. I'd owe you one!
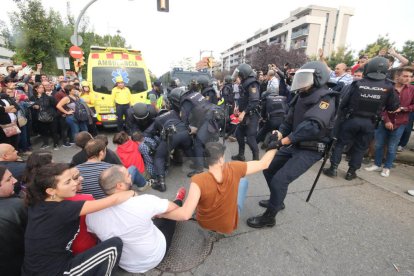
[198,75,211,89]
[364,57,388,80]
[232,63,253,81]
[169,78,180,88]
[188,78,198,92]
[168,87,186,108]
[290,61,329,92]
[224,75,232,84]
[133,103,149,120]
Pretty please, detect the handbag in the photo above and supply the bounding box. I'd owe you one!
[17,110,27,127]
[0,121,21,137]
[38,109,54,123]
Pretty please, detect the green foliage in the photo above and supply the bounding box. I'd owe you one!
[359,35,395,58]
[7,0,127,76]
[326,46,354,68]
[401,40,414,63]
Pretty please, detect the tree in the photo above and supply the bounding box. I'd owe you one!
[171,57,195,71]
[359,35,395,58]
[401,40,414,63]
[250,42,307,72]
[325,46,354,68]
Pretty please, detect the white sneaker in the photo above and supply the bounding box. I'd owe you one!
[397,146,404,152]
[365,165,382,172]
[381,168,390,177]
[407,190,414,196]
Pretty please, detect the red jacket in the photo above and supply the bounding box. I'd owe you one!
[383,84,414,129]
[116,139,145,173]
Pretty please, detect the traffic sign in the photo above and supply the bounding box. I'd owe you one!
[69,46,83,59]
[70,34,83,47]
[56,57,70,70]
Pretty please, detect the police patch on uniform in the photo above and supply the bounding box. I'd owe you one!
[250,87,257,93]
[319,101,329,109]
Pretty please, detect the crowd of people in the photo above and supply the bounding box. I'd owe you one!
[0,46,413,275]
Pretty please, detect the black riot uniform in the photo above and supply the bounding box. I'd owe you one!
[221,76,235,135]
[198,76,218,105]
[324,57,399,180]
[246,61,339,229]
[125,103,157,135]
[231,63,261,161]
[256,92,288,146]
[144,109,193,192]
[180,90,224,177]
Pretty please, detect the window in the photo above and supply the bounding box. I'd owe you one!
[92,67,148,94]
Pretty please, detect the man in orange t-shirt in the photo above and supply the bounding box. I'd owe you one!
[161,142,278,234]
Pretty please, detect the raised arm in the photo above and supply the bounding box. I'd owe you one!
[246,149,277,175]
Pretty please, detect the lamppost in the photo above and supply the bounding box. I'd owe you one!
[73,0,98,47]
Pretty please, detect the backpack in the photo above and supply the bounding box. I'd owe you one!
[74,100,89,122]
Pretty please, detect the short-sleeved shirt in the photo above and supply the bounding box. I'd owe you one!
[86,194,169,273]
[191,161,247,234]
[22,200,85,275]
[76,161,113,199]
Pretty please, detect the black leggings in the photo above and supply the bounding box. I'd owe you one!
[152,199,181,251]
[64,237,123,276]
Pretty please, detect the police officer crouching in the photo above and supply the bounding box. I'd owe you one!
[125,103,158,135]
[231,63,261,161]
[144,90,194,191]
[323,57,399,180]
[246,61,339,229]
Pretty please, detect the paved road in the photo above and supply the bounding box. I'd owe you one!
[45,130,414,276]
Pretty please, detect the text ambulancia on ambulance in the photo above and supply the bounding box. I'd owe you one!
[87,46,152,128]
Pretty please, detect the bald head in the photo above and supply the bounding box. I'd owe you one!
[0,144,18,161]
[334,63,347,77]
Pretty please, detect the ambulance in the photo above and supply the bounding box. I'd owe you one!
[86,46,152,128]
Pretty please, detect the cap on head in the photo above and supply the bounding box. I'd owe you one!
[115,76,124,83]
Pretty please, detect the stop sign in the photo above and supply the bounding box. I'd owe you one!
[69,45,83,59]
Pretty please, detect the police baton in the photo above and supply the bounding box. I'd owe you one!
[306,138,337,202]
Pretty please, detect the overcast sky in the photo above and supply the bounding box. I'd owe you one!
[2,0,413,76]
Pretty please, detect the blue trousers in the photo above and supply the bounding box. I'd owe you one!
[374,122,406,169]
[127,166,146,187]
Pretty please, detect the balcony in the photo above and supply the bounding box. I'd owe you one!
[291,28,309,40]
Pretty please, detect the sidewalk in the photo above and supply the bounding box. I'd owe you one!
[395,131,414,165]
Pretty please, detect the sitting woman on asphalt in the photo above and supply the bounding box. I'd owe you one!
[22,163,135,275]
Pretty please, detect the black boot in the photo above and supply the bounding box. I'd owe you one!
[258,200,285,210]
[246,208,277,228]
[345,168,357,181]
[231,154,245,161]
[187,169,203,178]
[323,164,338,177]
[252,152,259,161]
[152,176,166,192]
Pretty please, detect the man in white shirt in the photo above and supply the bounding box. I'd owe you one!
[266,69,279,94]
[86,165,185,273]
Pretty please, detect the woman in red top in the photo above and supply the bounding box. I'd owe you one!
[113,131,150,191]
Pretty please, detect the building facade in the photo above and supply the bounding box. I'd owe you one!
[221,5,354,71]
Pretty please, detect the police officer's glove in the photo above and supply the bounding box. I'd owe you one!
[266,139,283,151]
[188,126,198,135]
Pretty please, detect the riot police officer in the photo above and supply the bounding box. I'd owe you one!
[144,107,193,192]
[198,76,218,104]
[231,63,261,161]
[125,103,158,134]
[166,78,180,95]
[257,89,288,147]
[323,57,399,180]
[246,61,339,228]
[177,87,224,177]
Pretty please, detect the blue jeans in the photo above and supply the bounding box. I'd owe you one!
[374,122,406,169]
[399,112,414,147]
[127,166,146,187]
[18,125,30,151]
[65,115,88,141]
[237,178,249,214]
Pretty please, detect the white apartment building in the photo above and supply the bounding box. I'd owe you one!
[221,5,354,71]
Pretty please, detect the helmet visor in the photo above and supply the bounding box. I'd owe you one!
[290,69,315,91]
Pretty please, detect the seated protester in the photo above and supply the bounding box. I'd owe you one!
[0,143,26,193]
[70,131,93,166]
[76,139,115,199]
[0,166,27,276]
[95,134,123,165]
[132,131,157,180]
[22,163,133,275]
[66,171,97,255]
[86,165,186,274]
[161,142,277,234]
[113,131,150,191]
